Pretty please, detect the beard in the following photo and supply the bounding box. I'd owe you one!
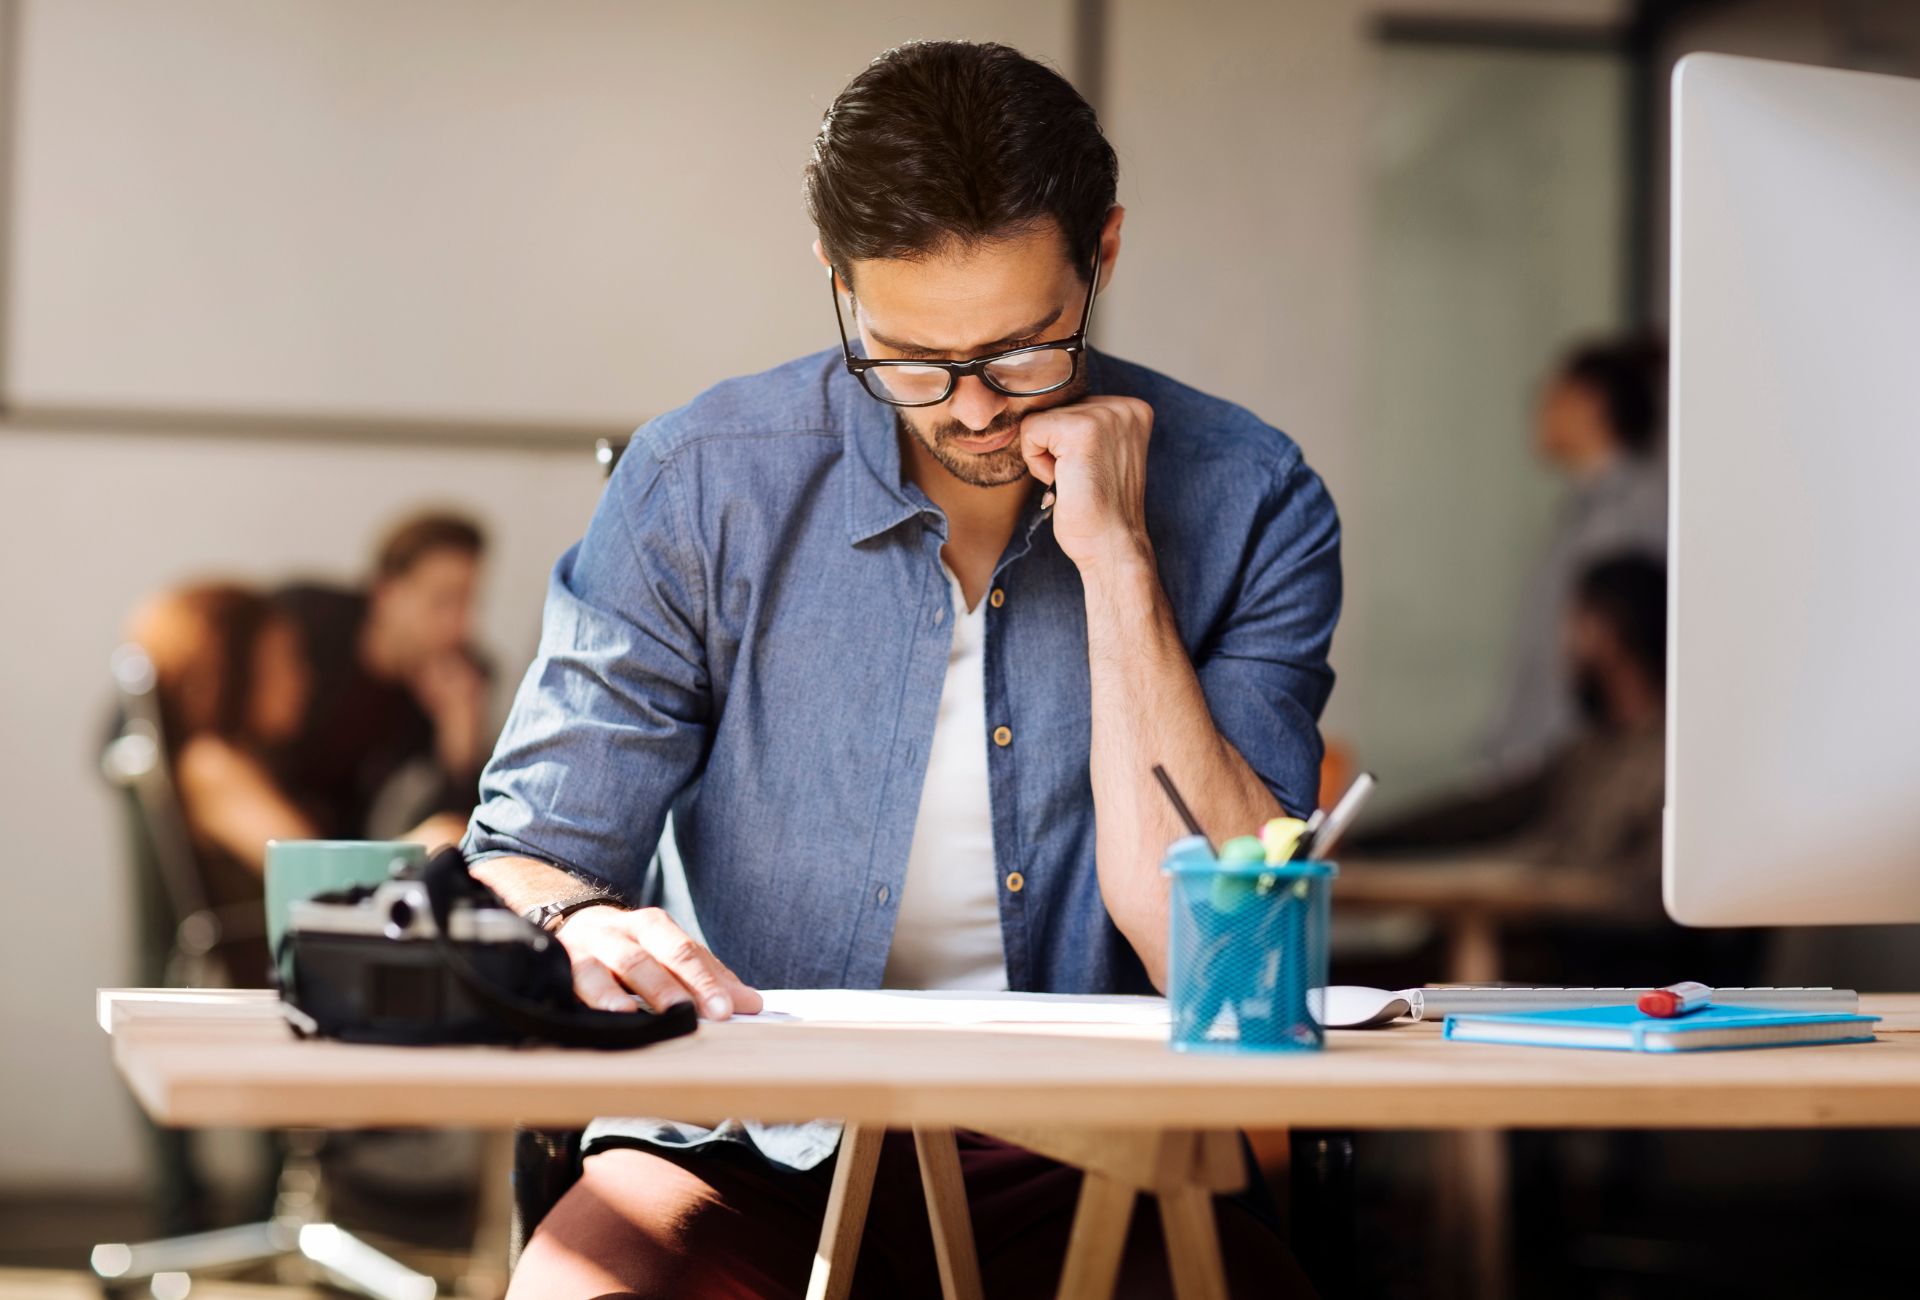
[907,408,1028,487]
[899,371,1090,489]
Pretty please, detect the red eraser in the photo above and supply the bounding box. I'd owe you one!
[1637,989,1680,1017]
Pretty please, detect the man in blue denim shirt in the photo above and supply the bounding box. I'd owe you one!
[475,40,1337,1299]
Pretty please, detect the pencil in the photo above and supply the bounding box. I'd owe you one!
[1151,764,1215,855]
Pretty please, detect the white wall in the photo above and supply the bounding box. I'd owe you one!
[0,0,1075,1191]
[1382,0,1627,21]
[1103,0,1374,741]
[9,0,1073,422]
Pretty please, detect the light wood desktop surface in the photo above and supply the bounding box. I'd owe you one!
[100,988,1920,1132]
[100,990,1920,1300]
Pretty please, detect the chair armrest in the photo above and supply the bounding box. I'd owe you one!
[508,1127,585,1273]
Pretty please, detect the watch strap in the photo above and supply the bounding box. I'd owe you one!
[523,893,622,934]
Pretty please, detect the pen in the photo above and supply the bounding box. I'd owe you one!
[1301,772,1376,860]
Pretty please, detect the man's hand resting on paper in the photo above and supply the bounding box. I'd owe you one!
[469,856,765,1020]
[557,904,765,1021]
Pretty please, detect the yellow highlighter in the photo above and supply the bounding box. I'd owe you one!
[1260,817,1310,866]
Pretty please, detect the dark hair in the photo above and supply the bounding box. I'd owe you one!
[128,583,286,755]
[1560,335,1668,457]
[1576,554,1667,690]
[374,510,485,581]
[804,41,1116,284]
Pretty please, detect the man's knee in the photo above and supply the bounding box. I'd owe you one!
[507,1149,726,1300]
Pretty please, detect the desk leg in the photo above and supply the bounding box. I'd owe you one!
[1449,910,1500,986]
[806,1121,884,1300]
[983,1127,1241,1300]
[1056,1171,1135,1300]
[1461,1128,1509,1300]
[914,1125,985,1300]
[1445,909,1508,1300]
[1158,1185,1229,1300]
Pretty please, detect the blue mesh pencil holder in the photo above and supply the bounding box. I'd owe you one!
[1164,840,1336,1052]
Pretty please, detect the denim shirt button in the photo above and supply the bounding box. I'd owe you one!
[875,884,890,905]
[992,725,1012,748]
[989,587,1006,609]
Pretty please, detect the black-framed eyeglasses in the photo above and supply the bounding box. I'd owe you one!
[830,252,1100,408]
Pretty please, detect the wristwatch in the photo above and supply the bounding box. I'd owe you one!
[522,893,622,934]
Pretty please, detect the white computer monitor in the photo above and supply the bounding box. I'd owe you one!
[1666,53,1920,926]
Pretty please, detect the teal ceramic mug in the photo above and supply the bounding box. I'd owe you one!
[263,839,427,976]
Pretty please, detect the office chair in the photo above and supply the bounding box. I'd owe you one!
[92,643,453,1300]
[101,644,264,989]
[594,436,627,478]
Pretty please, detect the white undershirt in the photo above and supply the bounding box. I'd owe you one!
[880,566,1010,992]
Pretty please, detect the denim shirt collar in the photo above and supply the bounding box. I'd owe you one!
[842,371,928,546]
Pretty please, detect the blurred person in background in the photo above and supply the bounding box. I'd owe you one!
[129,583,315,985]
[129,581,471,981]
[1482,336,1668,782]
[1352,553,1668,896]
[272,510,492,843]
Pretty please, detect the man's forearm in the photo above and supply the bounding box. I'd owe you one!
[1082,548,1286,990]
[469,854,623,915]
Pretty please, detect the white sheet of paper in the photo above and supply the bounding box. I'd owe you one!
[735,988,1171,1027]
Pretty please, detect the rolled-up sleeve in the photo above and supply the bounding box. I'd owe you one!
[1195,451,1342,819]
[464,442,710,897]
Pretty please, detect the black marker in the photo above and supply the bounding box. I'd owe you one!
[1151,764,1214,856]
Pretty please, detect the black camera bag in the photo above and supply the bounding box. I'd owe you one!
[280,845,697,1050]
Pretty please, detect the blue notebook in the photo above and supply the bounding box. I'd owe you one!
[1442,1003,1879,1053]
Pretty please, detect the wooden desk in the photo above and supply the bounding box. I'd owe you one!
[103,990,1920,1297]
